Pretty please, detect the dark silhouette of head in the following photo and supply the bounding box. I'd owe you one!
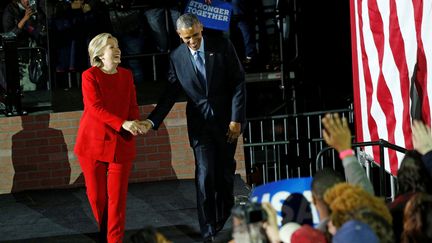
[397,150,432,195]
[310,167,344,224]
[312,167,344,200]
[281,193,313,225]
[402,192,432,243]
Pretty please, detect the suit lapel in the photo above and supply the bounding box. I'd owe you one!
[204,37,214,95]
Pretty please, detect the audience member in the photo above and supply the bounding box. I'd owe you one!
[229,202,272,243]
[311,168,344,233]
[290,224,327,243]
[321,113,374,194]
[394,150,432,196]
[230,0,258,68]
[2,0,48,91]
[324,183,393,243]
[2,0,47,47]
[332,220,379,243]
[280,223,328,243]
[278,222,300,243]
[401,192,432,243]
[205,0,259,70]
[411,119,432,173]
[388,150,432,242]
[281,192,314,226]
[51,0,97,89]
[261,202,282,243]
[106,0,146,84]
[349,207,394,243]
[142,0,182,53]
[310,113,374,235]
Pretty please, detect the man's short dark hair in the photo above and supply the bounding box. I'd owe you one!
[176,13,202,30]
[312,167,344,199]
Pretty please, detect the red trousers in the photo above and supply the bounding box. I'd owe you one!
[78,156,132,243]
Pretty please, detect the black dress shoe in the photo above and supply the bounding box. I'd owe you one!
[203,235,215,242]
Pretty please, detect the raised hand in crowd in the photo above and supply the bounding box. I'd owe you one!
[261,202,281,243]
[321,113,352,152]
[412,120,432,155]
[321,113,374,193]
[18,6,34,29]
[205,0,212,4]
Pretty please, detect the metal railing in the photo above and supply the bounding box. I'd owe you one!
[243,108,353,184]
[122,51,169,82]
[316,139,406,200]
[243,108,407,201]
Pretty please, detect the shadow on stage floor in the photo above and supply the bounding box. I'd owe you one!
[0,176,250,243]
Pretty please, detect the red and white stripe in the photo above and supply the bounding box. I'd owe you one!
[350,0,432,174]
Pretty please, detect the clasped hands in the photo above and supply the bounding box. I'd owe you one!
[122,120,153,136]
[124,119,241,140]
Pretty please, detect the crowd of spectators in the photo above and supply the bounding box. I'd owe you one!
[127,113,432,242]
[2,0,277,91]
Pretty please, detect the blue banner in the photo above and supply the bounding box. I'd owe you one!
[251,177,320,226]
[184,0,232,31]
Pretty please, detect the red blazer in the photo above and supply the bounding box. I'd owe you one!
[74,66,140,162]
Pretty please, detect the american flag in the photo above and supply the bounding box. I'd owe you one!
[350,0,432,174]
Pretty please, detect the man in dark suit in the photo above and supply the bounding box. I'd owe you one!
[143,13,246,242]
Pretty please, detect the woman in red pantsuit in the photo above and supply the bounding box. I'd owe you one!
[74,33,146,243]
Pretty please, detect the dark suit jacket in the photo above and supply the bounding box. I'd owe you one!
[148,36,246,144]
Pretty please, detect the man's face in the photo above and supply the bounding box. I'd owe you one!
[177,23,203,51]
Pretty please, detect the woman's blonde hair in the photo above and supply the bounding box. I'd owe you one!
[88,33,118,68]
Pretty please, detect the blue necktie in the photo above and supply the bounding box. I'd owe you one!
[194,51,207,90]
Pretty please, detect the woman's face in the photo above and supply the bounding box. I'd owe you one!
[20,0,30,8]
[99,38,121,67]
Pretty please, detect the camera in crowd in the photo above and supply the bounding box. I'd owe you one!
[231,202,270,243]
[247,206,268,224]
[29,0,38,14]
[232,202,268,224]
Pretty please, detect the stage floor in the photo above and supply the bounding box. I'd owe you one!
[0,176,250,243]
